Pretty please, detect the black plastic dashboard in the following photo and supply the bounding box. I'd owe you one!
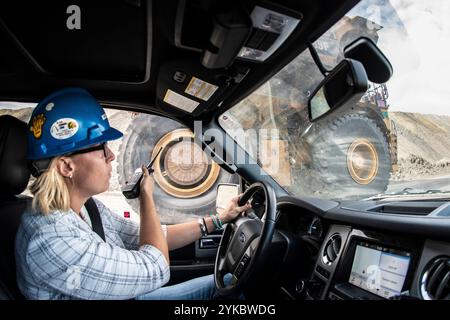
[275,196,450,300]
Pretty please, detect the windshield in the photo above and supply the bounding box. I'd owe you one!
[220,0,450,201]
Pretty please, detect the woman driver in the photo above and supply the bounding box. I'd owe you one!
[15,87,250,299]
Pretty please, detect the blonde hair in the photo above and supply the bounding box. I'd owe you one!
[29,157,71,215]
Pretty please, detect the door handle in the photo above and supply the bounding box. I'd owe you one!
[199,238,219,249]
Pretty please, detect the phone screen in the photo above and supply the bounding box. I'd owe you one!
[216,184,239,214]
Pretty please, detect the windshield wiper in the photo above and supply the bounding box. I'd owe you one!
[365,187,450,201]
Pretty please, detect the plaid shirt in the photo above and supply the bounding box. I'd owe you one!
[15,198,170,300]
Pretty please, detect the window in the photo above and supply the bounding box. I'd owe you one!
[1,104,237,224]
[220,0,450,201]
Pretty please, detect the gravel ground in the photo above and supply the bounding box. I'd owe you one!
[390,112,450,181]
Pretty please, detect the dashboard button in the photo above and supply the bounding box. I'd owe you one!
[316,265,330,278]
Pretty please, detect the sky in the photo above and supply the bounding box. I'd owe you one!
[351,0,450,115]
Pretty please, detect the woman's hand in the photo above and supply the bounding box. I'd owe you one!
[218,194,252,224]
[140,165,155,198]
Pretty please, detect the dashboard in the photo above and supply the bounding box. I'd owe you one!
[273,196,450,300]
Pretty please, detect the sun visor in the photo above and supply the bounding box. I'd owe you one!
[0,1,149,82]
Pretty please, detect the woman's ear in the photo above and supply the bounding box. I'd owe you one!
[56,157,75,179]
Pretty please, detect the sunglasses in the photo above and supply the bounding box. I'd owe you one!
[67,142,110,158]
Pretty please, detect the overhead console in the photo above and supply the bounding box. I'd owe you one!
[156,0,303,118]
[172,0,302,69]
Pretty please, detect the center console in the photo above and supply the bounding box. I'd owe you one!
[306,225,421,300]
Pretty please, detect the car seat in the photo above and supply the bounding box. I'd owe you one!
[0,115,31,299]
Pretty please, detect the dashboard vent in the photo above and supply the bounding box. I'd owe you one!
[367,202,439,216]
[420,256,450,300]
[322,234,342,265]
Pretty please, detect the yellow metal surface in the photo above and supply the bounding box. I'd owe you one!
[152,129,221,198]
[347,138,379,185]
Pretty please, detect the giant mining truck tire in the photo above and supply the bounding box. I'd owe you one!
[117,114,238,224]
[302,114,391,199]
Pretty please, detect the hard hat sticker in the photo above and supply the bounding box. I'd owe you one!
[30,114,46,139]
[45,102,55,112]
[50,118,79,140]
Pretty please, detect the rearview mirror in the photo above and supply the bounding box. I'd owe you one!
[216,183,240,214]
[344,37,393,84]
[308,59,368,122]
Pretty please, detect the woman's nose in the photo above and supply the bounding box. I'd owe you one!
[105,145,116,162]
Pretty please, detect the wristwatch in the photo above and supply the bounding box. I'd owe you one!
[197,218,208,237]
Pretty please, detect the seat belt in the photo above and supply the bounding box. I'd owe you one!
[84,197,106,241]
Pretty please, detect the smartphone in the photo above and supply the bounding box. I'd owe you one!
[121,147,163,199]
[216,183,240,214]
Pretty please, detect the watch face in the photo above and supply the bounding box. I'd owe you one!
[198,218,207,236]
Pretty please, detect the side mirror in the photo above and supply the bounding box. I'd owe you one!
[344,37,393,84]
[308,59,368,122]
[216,183,240,214]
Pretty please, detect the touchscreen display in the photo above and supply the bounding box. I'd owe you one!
[349,242,411,299]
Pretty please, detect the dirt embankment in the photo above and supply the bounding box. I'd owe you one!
[104,109,134,191]
[0,107,33,122]
[389,112,450,181]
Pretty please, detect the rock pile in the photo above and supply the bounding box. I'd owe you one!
[393,154,450,181]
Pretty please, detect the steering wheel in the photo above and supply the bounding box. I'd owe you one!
[214,181,277,296]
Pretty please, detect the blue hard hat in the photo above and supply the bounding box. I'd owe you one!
[27,88,123,160]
